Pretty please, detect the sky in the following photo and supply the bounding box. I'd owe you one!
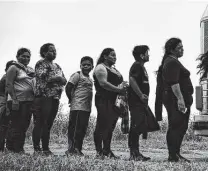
[0,0,207,116]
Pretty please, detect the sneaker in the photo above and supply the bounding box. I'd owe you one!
[95,151,104,159]
[65,147,75,157]
[168,154,179,162]
[19,150,26,155]
[137,153,151,161]
[103,150,119,159]
[3,147,9,154]
[33,147,42,155]
[177,154,191,163]
[42,150,53,156]
[73,148,84,156]
[129,150,150,161]
[129,150,138,161]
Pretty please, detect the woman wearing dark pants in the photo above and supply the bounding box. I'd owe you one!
[156,38,193,162]
[32,97,59,152]
[94,95,119,156]
[162,91,191,158]
[32,43,66,156]
[5,48,35,153]
[6,101,33,152]
[93,48,127,158]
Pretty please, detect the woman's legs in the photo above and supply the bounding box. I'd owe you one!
[41,99,59,152]
[6,101,32,153]
[94,96,119,157]
[163,92,190,161]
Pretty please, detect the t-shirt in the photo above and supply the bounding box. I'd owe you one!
[128,61,150,107]
[69,71,93,112]
[35,59,65,99]
[162,57,193,106]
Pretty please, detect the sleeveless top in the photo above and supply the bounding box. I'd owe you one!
[7,65,35,102]
[93,64,123,101]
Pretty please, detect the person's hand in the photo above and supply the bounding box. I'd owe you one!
[140,94,148,105]
[177,98,186,113]
[118,86,126,95]
[118,81,129,95]
[68,98,71,107]
[48,76,61,82]
[12,99,19,111]
[122,81,129,89]
[157,120,163,126]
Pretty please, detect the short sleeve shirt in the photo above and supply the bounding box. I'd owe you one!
[128,61,149,106]
[35,59,65,99]
[69,71,93,112]
[162,57,193,94]
[162,57,194,106]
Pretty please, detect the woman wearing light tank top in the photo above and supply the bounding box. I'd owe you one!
[6,48,35,153]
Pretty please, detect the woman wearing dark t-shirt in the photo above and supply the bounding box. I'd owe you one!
[93,48,128,159]
[156,38,193,162]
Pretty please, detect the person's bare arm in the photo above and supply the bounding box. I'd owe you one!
[6,65,18,100]
[171,83,186,112]
[95,64,124,93]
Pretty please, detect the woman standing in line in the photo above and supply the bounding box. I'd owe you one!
[155,38,193,162]
[93,48,128,159]
[6,48,35,153]
[32,43,67,156]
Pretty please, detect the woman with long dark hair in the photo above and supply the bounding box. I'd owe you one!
[93,48,128,158]
[155,38,193,162]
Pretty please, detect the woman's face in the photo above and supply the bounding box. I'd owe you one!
[45,45,56,61]
[17,52,31,66]
[105,50,116,65]
[172,42,184,58]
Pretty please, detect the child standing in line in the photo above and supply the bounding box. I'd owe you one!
[65,56,94,156]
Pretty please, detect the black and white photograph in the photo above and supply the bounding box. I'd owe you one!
[0,0,208,170]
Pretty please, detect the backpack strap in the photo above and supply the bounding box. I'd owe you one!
[65,71,81,104]
[74,71,81,90]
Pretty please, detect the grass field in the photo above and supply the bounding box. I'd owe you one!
[1,109,208,171]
